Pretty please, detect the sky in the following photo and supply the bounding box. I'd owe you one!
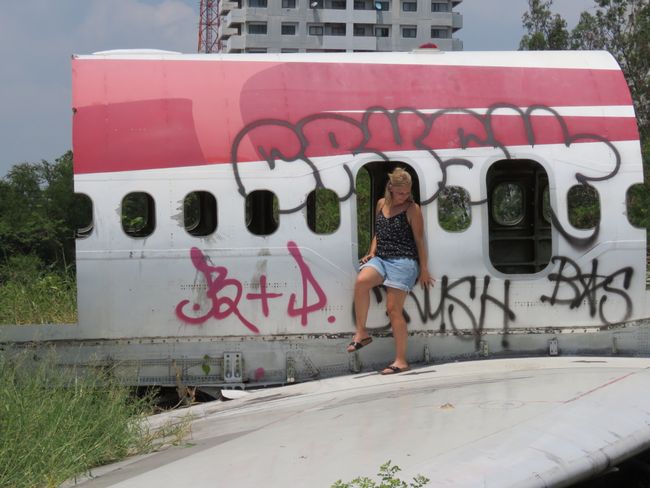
[0,0,597,178]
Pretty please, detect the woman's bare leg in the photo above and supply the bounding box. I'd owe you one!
[384,287,409,370]
[349,266,384,351]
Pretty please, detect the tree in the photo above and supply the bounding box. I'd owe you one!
[519,0,650,255]
[0,151,91,271]
[519,0,570,50]
[571,0,650,138]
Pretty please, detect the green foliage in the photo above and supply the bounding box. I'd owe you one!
[567,185,600,229]
[308,188,341,234]
[0,256,77,325]
[519,0,569,50]
[332,461,430,488]
[570,0,650,136]
[356,169,372,258]
[0,351,157,488]
[438,186,471,232]
[519,0,650,257]
[0,151,91,271]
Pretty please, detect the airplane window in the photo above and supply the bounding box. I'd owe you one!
[184,191,217,237]
[492,183,524,226]
[487,159,551,274]
[626,183,650,288]
[438,186,471,232]
[122,192,155,237]
[542,186,551,224]
[307,188,340,234]
[356,167,372,259]
[626,183,649,229]
[73,193,94,238]
[355,162,420,259]
[567,184,600,229]
[246,189,278,235]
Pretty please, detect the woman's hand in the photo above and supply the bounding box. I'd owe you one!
[418,268,435,288]
[360,253,375,264]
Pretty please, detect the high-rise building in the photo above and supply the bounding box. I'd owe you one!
[216,0,463,53]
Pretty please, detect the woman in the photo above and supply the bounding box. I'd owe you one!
[347,167,434,375]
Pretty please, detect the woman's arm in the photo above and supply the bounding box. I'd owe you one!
[407,203,434,288]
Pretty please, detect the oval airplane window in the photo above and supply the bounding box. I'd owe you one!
[542,186,552,224]
[438,186,471,232]
[122,192,155,237]
[307,188,340,234]
[492,183,524,226]
[567,184,600,229]
[73,193,94,238]
[184,191,217,237]
[626,183,649,229]
[246,190,279,235]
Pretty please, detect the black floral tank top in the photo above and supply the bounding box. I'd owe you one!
[375,208,418,261]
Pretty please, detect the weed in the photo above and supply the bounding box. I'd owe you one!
[0,351,168,488]
[0,260,76,325]
[332,461,430,488]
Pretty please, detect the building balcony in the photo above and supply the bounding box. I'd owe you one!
[225,35,245,52]
[219,24,239,38]
[429,12,453,26]
[224,9,245,27]
[452,11,462,31]
[219,1,238,14]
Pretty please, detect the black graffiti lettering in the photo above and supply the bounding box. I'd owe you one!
[540,256,634,325]
[361,275,514,350]
[230,103,622,249]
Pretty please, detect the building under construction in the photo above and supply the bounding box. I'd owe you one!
[199,0,463,53]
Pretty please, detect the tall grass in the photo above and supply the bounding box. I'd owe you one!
[0,352,157,488]
[0,255,77,325]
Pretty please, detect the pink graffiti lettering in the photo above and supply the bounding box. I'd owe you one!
[246,275,283,317]
[176,242,329,331]
[286,240,328,326]
[175,247,260,333]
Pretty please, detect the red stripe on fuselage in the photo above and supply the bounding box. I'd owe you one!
[72,59,637,174]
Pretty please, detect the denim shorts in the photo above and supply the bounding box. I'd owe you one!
[361,256,419,292]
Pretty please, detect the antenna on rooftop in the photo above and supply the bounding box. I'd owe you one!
[198,0,220,53]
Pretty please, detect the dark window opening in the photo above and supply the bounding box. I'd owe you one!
[356,161,420,259]
[307,188,340,234]
[309,24,324,35]
[431,28,448,38]
[375,26,389,37]
[431,1,448,11]
[184,191,217,237]
[74,193,94,238]
[487,159,551,274]
[402,26,417,38]
[246,190,279,235]
[122,192,155,237]
[282,23,297,35]
[248,22,267,34]
[567,184,600,229]
[626,183,650,288]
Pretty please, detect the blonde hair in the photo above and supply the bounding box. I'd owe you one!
[384,167,413,207]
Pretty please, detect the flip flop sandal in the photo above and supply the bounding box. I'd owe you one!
[347,336,373,352]
[380,365,410,375]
